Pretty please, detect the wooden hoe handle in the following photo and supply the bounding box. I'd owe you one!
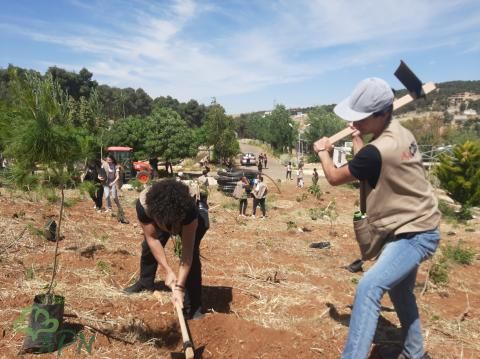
[327,81,437,145]
[174,301,195,359]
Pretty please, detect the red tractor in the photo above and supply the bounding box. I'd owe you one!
[106,146,152,183]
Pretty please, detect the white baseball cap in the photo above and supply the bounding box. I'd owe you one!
[334,78,394,122]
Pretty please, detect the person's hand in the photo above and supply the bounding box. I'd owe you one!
[313,137,333,154]
[349,123,362,138]
[165,271,177,289]
[172,286,185,308]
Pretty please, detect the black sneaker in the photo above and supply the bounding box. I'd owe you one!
[397,352,431,359]
[347,259,364,273]
[123,281,153,294]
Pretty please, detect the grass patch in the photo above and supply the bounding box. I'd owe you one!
[96,260,111,274]
[222,200,238,210]
[24,265,35,280]
[430,256,449,285]
[63,197,79,208]
[442,240,476,265]
[308,208,320,220]
[438,200,472,223]
[296,193,308,202]
[438,200,458,222]
[286,220,297,231]
[26,222,44,237]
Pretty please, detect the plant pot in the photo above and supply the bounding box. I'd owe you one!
[22,294,65,353]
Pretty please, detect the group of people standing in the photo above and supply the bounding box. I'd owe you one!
[233,174,268,218]
[114,78,440,359]
[257,152,268,172]
[82,155,127,222]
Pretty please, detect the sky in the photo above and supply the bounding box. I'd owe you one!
[1,0,480,114]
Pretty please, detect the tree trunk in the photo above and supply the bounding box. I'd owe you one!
[46,187,65,302]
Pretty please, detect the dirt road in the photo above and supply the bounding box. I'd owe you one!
[238,140,321,185]
[238,141,286,180]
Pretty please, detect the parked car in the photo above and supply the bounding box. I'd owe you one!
[240,152,257,166]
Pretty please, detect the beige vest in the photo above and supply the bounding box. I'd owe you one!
[364,120,440,236]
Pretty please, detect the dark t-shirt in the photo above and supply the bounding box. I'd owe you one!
[136,199,198,227]
[348,145,382,188]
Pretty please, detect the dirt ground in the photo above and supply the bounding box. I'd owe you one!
[0,179,479,359]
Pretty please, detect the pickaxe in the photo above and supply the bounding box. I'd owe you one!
[328,60,436,144]
[153,291,195,359]
[174,301,195,359]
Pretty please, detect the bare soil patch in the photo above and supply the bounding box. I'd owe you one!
[0,180,479,358]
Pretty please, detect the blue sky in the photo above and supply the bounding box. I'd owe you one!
[1,0,480,114]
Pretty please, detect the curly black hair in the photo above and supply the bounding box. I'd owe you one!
[145,179,195,234]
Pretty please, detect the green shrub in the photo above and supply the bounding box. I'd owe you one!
[442,241,476,265]
[296,193,308,202]
[438,199,473,223]
[286,220,297,231]
[435,141,480,212]
[128,178,147,192]
[308,184,323,200]
[430,256,449,284]
[173,236,182,257]
[78,180,97,197]
[437,199,457,219]
[309,208,320,220]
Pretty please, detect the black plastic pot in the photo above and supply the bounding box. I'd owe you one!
[23,294,65,353]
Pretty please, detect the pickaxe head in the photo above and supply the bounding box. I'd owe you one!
[394,60,425,99]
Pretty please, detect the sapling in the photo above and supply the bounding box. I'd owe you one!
[2,71,87,304]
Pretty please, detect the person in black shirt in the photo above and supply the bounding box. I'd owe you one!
[124,179,209,320]
[83,159,105,212]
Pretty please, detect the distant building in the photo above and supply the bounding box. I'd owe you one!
[448,92,480,105]
[464,109,478,117]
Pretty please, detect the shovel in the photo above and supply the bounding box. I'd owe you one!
[328,60,437,144]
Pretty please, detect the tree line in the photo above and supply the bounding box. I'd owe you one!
[0,65,239,187]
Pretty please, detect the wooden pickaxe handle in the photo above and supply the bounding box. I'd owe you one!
[327,81,437,145]
[174,301,195,359]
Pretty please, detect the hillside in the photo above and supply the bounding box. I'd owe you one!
[1,176,479,358]
[260,80,480,117]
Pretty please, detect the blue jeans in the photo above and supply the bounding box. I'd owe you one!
[103,184,122,210]
[342,229,440,359]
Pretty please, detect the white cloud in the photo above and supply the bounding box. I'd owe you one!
[3,0,480,108]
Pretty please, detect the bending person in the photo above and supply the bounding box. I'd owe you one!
[313,78,440,359]
[124,179,209,320]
